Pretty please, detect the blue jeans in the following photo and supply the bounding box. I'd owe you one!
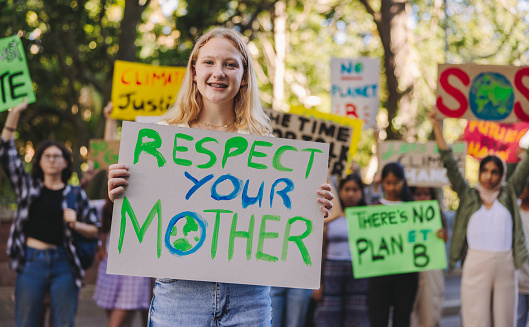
[270,287,313,327]
[15,246,79,327]
[518,294,529,327]
[148,279,272,326]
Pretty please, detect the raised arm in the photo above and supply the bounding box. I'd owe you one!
[428,109,469,196]
[103,102,117,141]
[1,98,27,141]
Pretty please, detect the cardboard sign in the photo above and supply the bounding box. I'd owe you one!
[0,36,36,111]
[111,60,186,121]
[378,141,467,187]
[463,121,529,163]
[269,108,362,178]
[330,57,380,128]
[107,121,330,288]
[346,201,447,278]
[89,139,120,170]
[436,64,529,122]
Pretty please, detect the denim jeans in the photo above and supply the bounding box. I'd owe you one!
[15,246,79,327]
[148,279,272,326]
[270,287,313,327]
[518,294,529,327]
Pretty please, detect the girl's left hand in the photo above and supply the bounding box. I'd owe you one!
[436,228,448,243]
[318,184,334,218]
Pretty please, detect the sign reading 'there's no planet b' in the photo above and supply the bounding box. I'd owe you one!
[107,121,330,289]
[346,201,447,278]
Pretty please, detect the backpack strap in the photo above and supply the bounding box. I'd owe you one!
[67,186,80,210]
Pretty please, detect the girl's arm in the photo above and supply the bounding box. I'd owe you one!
[507,147,529,197]
[64,188,100,238]
[0,99,32,199]
[103,102,118,141]
[428,110,469,196]
[1,98,27,141]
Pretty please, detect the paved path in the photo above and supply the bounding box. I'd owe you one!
[0,271,462,326]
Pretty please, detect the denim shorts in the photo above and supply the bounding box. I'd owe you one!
[148,279,272,326]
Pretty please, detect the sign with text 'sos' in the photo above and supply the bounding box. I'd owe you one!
[330,57,380,128]
[346,201,447,278]
[269,108,362,178]
[378,141,467,187]
[111,60,186,121]
[107,122,330,288]
[436,64,529,122]
[0,36,36,111]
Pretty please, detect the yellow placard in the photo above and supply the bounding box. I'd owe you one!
[111,60,186,121]
[289,105,363,156]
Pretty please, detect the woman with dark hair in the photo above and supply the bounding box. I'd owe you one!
[409,186,448,327]
[367,162,418,327]
[0,99,99,326]
[430,110,529,327]
[313,173,369,327]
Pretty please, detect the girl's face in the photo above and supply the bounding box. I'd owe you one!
[39,146,66,176]
[382,172,404,201]
[339,180,363,208]
[193,37,245,111]
[479,161,502,190]
[413,187,432,201]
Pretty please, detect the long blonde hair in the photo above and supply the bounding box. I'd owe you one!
[161,27,271,136]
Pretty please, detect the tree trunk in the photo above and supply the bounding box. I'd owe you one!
[273,1,287,111]
[361,0,419,140]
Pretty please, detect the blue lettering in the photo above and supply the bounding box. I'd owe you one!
[211,174,242,201]
[242,180,264,209]
[184,172,214,200]
[270,178,294,209]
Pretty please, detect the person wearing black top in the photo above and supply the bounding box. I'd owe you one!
[1,99,99,327]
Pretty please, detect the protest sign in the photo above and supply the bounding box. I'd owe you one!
[0,36,36,111]
[111,60,186,121]
[346,200,447,278]
[330,57,380,128]
[89,139,120,170]
[436,64,529,122]
[463,121,529,163]
[107,121,330,288]
[378,141,466,187]
[269,108,362,178]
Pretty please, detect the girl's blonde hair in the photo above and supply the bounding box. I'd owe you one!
[161,27,271,136]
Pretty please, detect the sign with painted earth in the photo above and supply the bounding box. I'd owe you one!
[436,64,529,122]
[107,122,330,288]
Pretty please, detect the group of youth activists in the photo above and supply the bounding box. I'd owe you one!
[3,24,529,327]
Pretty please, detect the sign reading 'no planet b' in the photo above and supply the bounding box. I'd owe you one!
[346,201,447,278]
[107,122,330,288]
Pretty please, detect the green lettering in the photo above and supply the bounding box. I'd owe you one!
[119,197,162,258]
[281,216,313,266]
[256,215,280,262]
[204,209,233,260]
[173,133,193,166]
[195,137,218,169]
[134,129,166,167]
[272,145,297,172]
[228,213,255,261]
[222,136,248,168]
[248,140,272,169]
[301,148,323,179]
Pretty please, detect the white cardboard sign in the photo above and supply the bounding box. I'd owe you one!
[107,121,330,289]
[330,57,380,128]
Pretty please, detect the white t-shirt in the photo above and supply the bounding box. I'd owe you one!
[467,200,512,252]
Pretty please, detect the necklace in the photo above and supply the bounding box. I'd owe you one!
[196,118,236,129]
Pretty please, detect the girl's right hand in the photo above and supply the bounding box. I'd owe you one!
[427,109,440,125]
[108,164,130,202]
[12,98,28,113]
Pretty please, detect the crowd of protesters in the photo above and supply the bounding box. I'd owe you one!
[3,25,529,327]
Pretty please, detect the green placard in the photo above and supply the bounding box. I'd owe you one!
[0,36,36,111]
[346,200,447,278]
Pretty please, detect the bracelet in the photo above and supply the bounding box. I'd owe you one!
[4,126,16,132]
